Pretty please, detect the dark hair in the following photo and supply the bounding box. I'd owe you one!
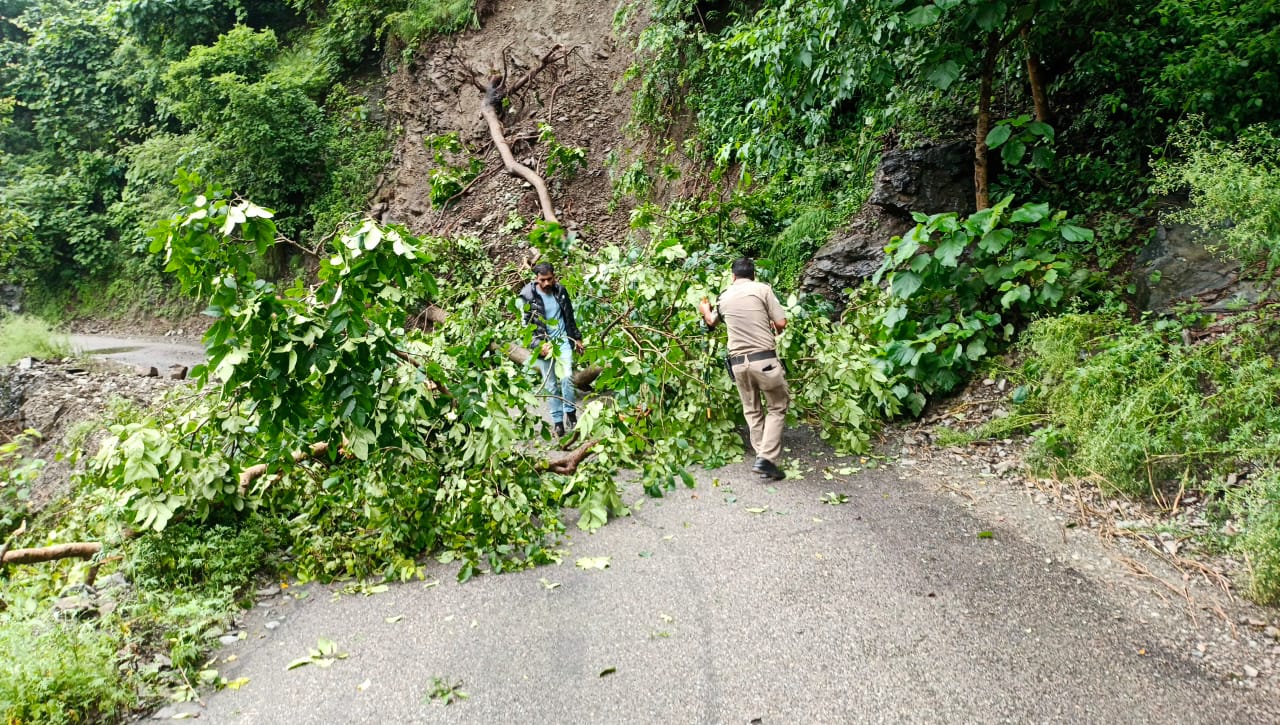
[731,257,755,280]
[532,262,555,276]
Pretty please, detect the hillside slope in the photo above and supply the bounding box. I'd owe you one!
[374,0,640,253]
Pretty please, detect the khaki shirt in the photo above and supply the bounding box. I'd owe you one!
[717,280,785,356]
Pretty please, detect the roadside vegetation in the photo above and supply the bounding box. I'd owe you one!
[1,0,1278,721]
[0,314,67,364]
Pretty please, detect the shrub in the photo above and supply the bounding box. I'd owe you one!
[0,618,134,724]
[1152,121,1280,271]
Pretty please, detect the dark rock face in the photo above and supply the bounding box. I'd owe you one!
[1134,223,1261,312]
[866,141,976,218]
[801,141,975,301]
[801,207,912,299]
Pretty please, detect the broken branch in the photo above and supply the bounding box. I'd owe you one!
[238,442,331,495]
[2,542,101,566]
[543,438,599,476]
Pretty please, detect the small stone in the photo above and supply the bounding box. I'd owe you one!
[255,586,280,599]
[1265,626,1280,640]
[16,357,33,370]
[1244,665,1260,678]
[218,634,240,646]
[982,378,995,386]
[168,365,188,380]
[265,620,282,630]
[137,366,159,377]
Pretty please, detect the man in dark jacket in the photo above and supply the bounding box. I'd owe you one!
[518,262,584,437]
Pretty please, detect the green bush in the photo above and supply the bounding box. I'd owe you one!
[1022,310,1280,497]
[1231,468,1280,605]
[1153,121,1280,270]
[129,516,283,592]
[0,618,134,724]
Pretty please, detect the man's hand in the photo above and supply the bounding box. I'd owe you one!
[540,341,552,358]
[698,297,717,327]
[573,339,585,354]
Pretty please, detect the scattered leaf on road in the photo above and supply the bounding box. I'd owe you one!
[638,551,653,558]
[385,615,403,624]
[599,667,617,677]
[539,578,561,590]
[745,507,768,514]
[576,556,610,570]
[977,531,994,539]
[357,679,371,692]
[224,677,250,690]
[821,492,849,505]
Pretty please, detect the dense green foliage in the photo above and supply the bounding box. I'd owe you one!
[1,0,1279,720]
[1018,309,1280,601]
[0,0,394,309]
[1153,121,1280,270]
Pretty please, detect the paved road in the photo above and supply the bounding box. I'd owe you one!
[70,334,205,370]
[175,440,1274,724]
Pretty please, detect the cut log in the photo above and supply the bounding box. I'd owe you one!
[2,542,101,566]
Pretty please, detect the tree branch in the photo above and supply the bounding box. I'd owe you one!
[2,542,101,566]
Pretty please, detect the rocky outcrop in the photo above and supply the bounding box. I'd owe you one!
[802,141,975,302]
[1133,223,1262,312]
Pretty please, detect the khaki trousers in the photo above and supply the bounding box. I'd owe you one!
[732,356,789,464]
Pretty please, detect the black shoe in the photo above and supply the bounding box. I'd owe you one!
[751,457,766,473]
[554,422,566,438]
[566,411,578,431]
[755,458,784,481]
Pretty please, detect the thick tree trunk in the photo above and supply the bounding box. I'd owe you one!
[1023,28,1051,123]
[974,31,1000,211]
[2,542,101,566]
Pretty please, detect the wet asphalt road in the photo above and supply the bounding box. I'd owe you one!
[176,448,1274,725]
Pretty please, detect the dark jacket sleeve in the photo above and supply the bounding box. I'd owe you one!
[518,283,550,342]
[559,286,582,343]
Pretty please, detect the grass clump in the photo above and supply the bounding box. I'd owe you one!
[1020,308,1280,601]
[0,315,68,364]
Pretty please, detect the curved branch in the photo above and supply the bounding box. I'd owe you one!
[543,438,599,476]
[480,95,558,224]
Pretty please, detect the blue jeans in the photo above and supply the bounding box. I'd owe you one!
[534,341,575,423]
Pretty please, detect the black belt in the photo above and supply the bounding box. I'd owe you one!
[728,349,777,367]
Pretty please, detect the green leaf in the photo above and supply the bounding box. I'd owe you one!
[985,125,1012,149]
[889,272,923,300]
[1000,285,1031,308]
[926,60,961,90]
[1026,121,1055,141]
[934,234,967,267]
[1001,139,1027,166]
[575,556,610,570]
[1059,224,1095,243]
[904,4,942,27]
[1009,204,1049,224]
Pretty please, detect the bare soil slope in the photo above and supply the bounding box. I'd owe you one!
[374,0,640,253]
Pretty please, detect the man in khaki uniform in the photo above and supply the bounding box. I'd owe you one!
[698,258,790,480]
